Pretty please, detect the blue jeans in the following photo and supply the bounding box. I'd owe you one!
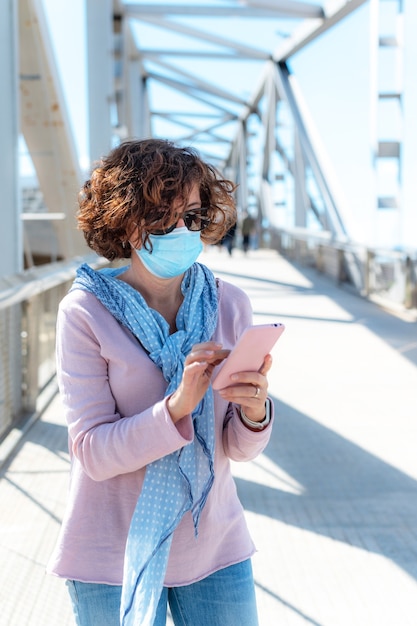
[66,559,259,626]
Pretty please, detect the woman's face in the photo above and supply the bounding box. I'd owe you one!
[130,183,206,279]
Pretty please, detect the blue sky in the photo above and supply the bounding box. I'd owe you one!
[36,0,417,250]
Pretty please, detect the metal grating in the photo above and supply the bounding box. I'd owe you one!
[0,305,23,440]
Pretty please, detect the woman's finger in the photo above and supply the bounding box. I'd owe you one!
[258,354,273,376]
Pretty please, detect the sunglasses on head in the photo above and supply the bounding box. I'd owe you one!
[149,208,211,236]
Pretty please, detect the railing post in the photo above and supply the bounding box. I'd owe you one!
[404,256,417,309]
[337,248,346,284]
[21,297,41,414]
[316,244,324,273]
[364,249,373,297]
[0,305,22,439]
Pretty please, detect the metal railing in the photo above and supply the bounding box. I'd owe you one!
[0,255,107,447]
[268,226,417,312]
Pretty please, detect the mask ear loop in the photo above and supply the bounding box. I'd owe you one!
[127,223,141,249]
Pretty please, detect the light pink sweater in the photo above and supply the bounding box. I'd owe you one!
[47,273,274,586]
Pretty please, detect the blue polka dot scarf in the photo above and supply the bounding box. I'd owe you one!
[72,262,218,626]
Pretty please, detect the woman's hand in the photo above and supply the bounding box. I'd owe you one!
[167,342,229,423]
[217,354,273,422]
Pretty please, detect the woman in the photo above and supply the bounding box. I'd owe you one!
[47,139,274,626]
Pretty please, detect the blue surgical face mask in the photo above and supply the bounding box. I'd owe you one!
[133,227,203,279]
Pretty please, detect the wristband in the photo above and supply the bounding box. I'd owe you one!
[239,400,271,431]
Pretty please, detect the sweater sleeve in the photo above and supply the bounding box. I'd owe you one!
[56,292,194,482]
[222,401,274,462]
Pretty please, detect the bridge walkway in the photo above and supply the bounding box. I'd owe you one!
[1,248,416,626]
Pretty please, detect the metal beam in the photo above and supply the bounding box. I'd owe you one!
[126,3,325,18]
[0,0,21,275]
[273,62,348,237]
[175,118,236,143]
[274,0,369,61]
[153,108,233,142]
[238,1,369,126]
[121,20,151,138]
[242,1,324,19]
[152,112,223,119]
[146,72,240,117]
[138,50,266,60]
[128,14,270,59]
[147,58,250,107]
[86,0,114,162]
[19,0,85,260]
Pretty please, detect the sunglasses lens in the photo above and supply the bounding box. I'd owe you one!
[149,209,210,235]
[184,210,210,232]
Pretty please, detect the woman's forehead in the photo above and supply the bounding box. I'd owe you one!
[173,183,201,210]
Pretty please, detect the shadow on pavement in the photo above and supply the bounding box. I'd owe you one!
[235,396,417,584]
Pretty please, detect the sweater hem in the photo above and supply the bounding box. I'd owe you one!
[46,549,257,588]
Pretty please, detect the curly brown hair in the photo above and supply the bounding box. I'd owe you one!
[77,138,237,260]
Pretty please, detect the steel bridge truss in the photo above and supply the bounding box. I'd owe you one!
[1,0,376,274]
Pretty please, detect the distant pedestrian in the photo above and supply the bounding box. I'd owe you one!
[222,222,237,256]
[241,213,256,254]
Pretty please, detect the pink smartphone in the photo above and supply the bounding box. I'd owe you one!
[212,323,285,390]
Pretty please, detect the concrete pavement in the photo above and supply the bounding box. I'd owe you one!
[1,248,417,625]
